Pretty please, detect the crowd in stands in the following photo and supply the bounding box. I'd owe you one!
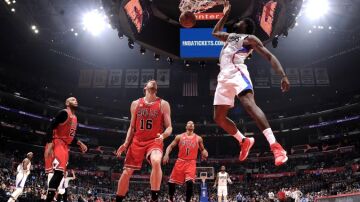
[0,138,359,202]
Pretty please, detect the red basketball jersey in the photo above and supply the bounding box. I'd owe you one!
[53,109,77,145]
[134,97,163,141]
[178,133,199,160]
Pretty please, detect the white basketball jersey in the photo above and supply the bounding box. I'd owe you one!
[17,159,31,175]
[218,33,252,81]
[218,172,229,186]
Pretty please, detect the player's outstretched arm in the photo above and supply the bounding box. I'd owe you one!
[212,0,230,42]
[213,173,219,188]
[198,136,208,160]
[76,139,88,153]
[163,135,180,165]
[245,35,290,92]
[158,100,173,140]
[116,100,138,158]
[71,170,76,180]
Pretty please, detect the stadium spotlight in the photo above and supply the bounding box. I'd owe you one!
[10,8,15,12]
[140,47,146,55]
[74,32,78,36]
[82,9,107,36]
[128,39,134,49]
[154,53,160,61]
[166,57,173,65]
[34,29,39,34]
[31,25,37,30]
[272,37,278,48]
[304,0,329,20]
[5,0,11,5]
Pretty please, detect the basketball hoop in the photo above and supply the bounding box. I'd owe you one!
[179,0,225,14]
[200,175,207,184]
[199,171,208,185]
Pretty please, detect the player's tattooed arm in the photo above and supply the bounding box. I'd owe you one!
[198,136,208,160]
[159,100,173,140]
[245,35,290,92]
[163,135,181,165]
[116,100,138,157]
[212,0,230,42]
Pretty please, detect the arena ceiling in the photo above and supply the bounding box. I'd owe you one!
[102,0,303,59]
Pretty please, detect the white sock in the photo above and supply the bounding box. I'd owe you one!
[232,130,246,142]
[263,128,276,145]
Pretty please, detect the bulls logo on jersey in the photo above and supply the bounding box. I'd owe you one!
[134,98,163,141]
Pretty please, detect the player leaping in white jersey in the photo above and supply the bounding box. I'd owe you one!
[7,152,33,202]
[212,1,289,166]
[213,165,232,202]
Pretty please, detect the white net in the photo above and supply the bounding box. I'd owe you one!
[179,0,225,13]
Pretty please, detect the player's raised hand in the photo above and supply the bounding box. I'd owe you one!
[162,154,170,165]
[281,76,290,92]
[116,143,128,158]
[201,149,208,161]
[155,133,164,143]
[78,141,88,153]
[223,0,231,15]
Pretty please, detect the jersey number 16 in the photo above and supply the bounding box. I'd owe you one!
[140,119,153,130]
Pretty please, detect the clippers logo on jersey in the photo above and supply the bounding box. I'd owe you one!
[220,33,251,68]
[53,109,77,145]
[218,172,229,186]
[178,134,199,160]
[134,98,163,141]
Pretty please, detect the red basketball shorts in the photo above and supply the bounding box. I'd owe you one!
[169,159,197,185]
[124,138,163,170]
[44,139,69,173]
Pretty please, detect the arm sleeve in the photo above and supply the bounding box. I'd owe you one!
[44,110,68,143]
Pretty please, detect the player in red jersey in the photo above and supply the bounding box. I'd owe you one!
[163,121,208,202]
[116,80,173,202]
[43,97,87,202]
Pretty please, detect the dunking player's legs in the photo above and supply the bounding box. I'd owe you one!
[238,90,288,165]
[213,105,239,135]
[214,105,253,161]
[116,168,134,202]
[149,150,163,201]
[238,90,270,131]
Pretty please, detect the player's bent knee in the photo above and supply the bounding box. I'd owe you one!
[214,115,225,126]
[122,168,134,177]
[150,150,162,166]
[150,157,162,167]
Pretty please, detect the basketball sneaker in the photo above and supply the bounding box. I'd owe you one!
[270,142,288,166]
[239,137,255,161]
